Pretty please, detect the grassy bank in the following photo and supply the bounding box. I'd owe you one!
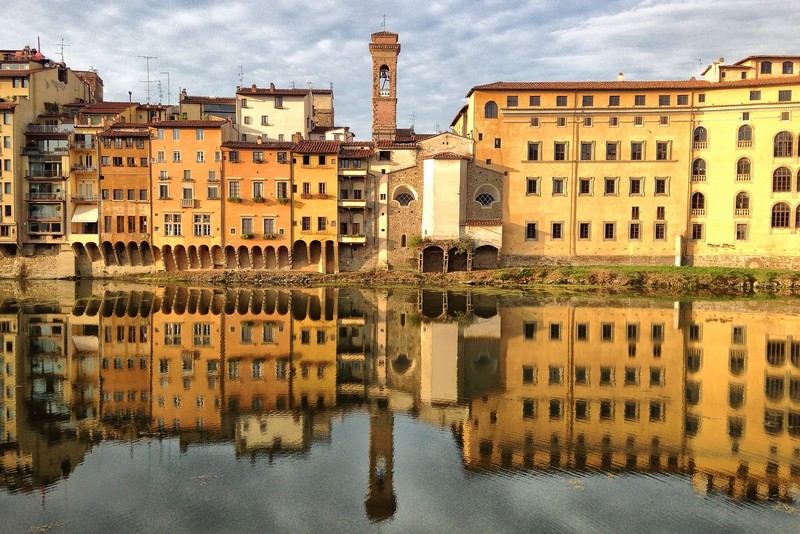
[125,265,800,296]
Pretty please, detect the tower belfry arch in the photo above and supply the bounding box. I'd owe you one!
[369,31,401,141]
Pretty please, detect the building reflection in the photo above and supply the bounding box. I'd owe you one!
[0,289,797,514]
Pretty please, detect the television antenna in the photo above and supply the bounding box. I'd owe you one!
[138,55,157,103]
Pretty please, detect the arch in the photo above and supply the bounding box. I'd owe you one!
[472,294,498,318]
[378,64,391,93]
[277,246,290,269]
[237,246,251,269]
[771,202,790,228]
[126,292,141,317]
[127,242,142,267]
[224,246,237,269]
[736,157,751,176]
[693,126,707,142]
[292,291,308,321]
[691,158,706,177]
[187,289,200,314]
[264,246,277,269]
[422,245,445,273]
[293,241,309,268]
[691,192,705,210]
[162,245,177,272]
[474,183,500,208]
[210,291,224,315]
[237,290,250,315]
[309,240,322,266]
[447,248,468,272]
[735,191,750,211]
[198,245,211,269]
[250,290,264,314]
[72,243,92,278]
[400,234,407,248]
[473,245,499,270]
[774,131,793,157]
[308,295,322,321]
[263,290,277,314]
[198,290,212,315]
[796,206,800,229]
[773,167,792,192]
[152,245,162,266]
[187,245,200,269]
[421,290,445,317]
[101,241,115,266]
[783,61,794,75]
[174,245,189,271]
[391,184,417,207]
[251,246,264,269]
[276,291,290,315]
[211,245,223,268]
[484,100,498,119]
[86,242,102,262]
[114,242,129,266]
[224,289,236,315]
[325,240,335,274]
[140,241,155,266]
[737,124,752,142]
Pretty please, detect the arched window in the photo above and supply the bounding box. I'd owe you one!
[735,192,750,216]
[400,234,407,248]
[692,158,706,177]
[737,125,752,147]
[484,101,498,119]
[773,167,792,192]
[774,131,793,157]
[393,185,416,207]
[691,192,705,211]
[771,203,790,228]
[783,61,794,74]
[761,61,772,74]
[693,126,707,148]
[378,64,391,94]
[473,184,500,208]
[796,206,800,229]
[736,157,751,176]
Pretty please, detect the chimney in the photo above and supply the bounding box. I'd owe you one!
[292,132,302,143]
[270,82,275,91]
[618,72,624,81]
[251,83,257,90]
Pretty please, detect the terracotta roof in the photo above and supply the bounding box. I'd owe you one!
[109,122,147,129]
[375,139,418,149]
[339,149,372,158]
[221,141,294,150]
[0,103,17,110]
[137,104,167,110]
[466,75,800,97]
[371,31,399,36]
[150,119,227,128]
[181,95,235,104]
[342,141,373,148]
[461,219,503,226]
[734,55,800,65]
[294,140,341,154]
[424,151,469,160]
[99,129,150,138]
[81,102,135,114]
[237,85,332,96]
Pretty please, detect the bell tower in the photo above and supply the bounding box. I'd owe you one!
[369,31,401,141]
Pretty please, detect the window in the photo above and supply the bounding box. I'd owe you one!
[253,181,264,199]
[556,117,567,127]
[736,223,749,241]
[526,177,540,196]
[578,178,592,196]
[241,218,254,235]
[494,138,501,148]
[629,222,641,240]
[301,216,311,231]
[228,181,241,199]
[318,155,326,165]
[582,95,594,107]
[691,223,703,240]
[525,222,538,240]
[634,95,646,106]
[522,365,536,384]
[654,222,666,240]
[629,177,643,195]
[193,214,211,236]
[698,94,705,102]
[609,95,620,106]
[583,116,593,127]
[783,61,794,74]
[274,96,283,108]
[771,203,790,228]
[773,167,792,192]
[207,185,219,199]
[630,142,643,160]
[554,142,566,160]
[549,323,561,341]
[317,217,327,231]
[158,184,169,199]
[580,142,592,160]
[552,178,565,196]
[761,61,772,74]
[605,142,618,161]
[658,95,670,106]
[394,187,414,206]
[634,116,644,127]
[656,141,669,160]
[737,125,753,148]
[527,142,541,161]
[530,117,540,127]
[692,158,706,179]
[551,222,563,240]
[530,95,541,106]
[506,95,518,107]
[654,177,668,195]
[172,151,181,163]
[484,101,498,118]
[556,95,567,106]
[779,89,792,102]
[659,115,669,126]
[172,128,180,140]
[774,132,793,157]
[691,192,705,213]
[578,222,590,240]
[113,189,123,200]
[746,90,761,102]
[604,177,618,196]
[164,214,182,236]
[475,191,495,206]
[603,222,616,240]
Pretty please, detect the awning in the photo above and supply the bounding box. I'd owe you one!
[72,335,99,352]
[71,205,98,223]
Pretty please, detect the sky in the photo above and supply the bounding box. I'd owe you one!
[5,0,800,139]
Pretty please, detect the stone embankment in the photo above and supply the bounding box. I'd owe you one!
[127,266,800,295]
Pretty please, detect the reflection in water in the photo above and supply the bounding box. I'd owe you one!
[0,288,799,524]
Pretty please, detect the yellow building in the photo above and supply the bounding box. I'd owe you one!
[235,84,334,142]
[291,288,338,409]
[451,55,800,268]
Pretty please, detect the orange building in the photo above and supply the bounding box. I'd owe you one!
[99,314,151,423]
[150,119,234,271]
[220,141,293,269]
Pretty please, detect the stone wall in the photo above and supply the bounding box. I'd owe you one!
[686,254,800,269]
[501,254,675,267]
[464,164,504,222]
[386,164,423,270]
[0,248,76,279]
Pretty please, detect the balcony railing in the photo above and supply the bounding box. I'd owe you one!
[734,208,750,217]
[690,208,705,216]
[72,141,96,150]
[180,198,196,208]
[691,174,706,183]
[26,192,64,201]
[693,141,707,150]
[71,165,97,172]
[737,140,753,149]
[71,195,98,203]
[26,124,73,134]
[22,146,69,156]
[25,172,67,180]
[736,174,751,182]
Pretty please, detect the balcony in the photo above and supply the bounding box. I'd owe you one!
[693,141,707,150]
[71,165,97,173]
[736,174,751,182]
[734,208,750,217]
[72,141,96,150]
[180,198,196,208]
[71,195,98,204]
[25,172,67,181]
[338,198,368,208]
[26,192,64,201]
[26,124,73,134]
[339,168,367,176]
[690,209,705,216]
[338,234,366,244]
[737,140,752,149]
[22,146,69,156]
[691,174,706,183]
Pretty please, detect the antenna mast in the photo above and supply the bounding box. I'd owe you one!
[138,55,157,103]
